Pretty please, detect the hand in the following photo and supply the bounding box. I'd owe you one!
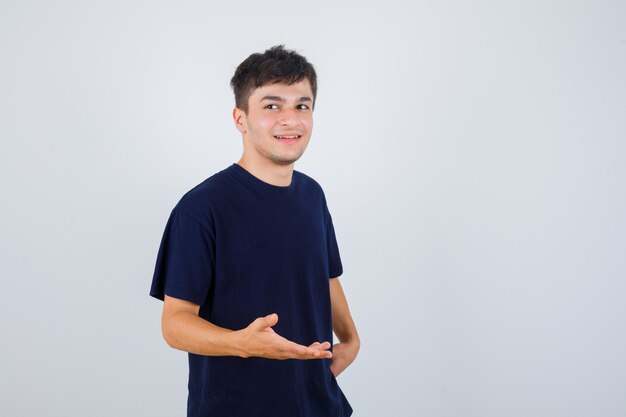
[329,340,360,378]
[236,313,333,360]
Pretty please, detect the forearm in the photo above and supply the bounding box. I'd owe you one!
[162,310,246,357]
[329,279,360,346]
[333,313,360,346]
[328,279,360,377]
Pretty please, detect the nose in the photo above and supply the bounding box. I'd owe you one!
[277,108,301,127]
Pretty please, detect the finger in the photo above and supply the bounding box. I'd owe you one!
[308,342,331,352]
[287,341,331,359]
[254,313,278,330]
[305,345,332,359]
[283,342,310,358]
[265,313,278,326]
[306,347,332,358]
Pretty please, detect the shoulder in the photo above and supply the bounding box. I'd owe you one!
[293,169,327,199]
[171,167,232,226]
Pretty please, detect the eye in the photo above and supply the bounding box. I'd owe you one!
[297,104,310,110]
[265,104,279,110]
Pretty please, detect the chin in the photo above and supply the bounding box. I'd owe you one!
[272,157,300,166]
[268,152,304,165]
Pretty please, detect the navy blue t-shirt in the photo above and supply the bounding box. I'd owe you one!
[150,163,353,417]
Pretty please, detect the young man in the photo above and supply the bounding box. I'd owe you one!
[150,45,360,417]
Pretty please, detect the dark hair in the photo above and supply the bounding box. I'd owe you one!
[230,45,317,113]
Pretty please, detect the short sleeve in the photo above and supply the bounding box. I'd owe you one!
[149,208,216,305]
[324,202,343,279]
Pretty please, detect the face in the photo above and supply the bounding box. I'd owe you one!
[234,80,314,166]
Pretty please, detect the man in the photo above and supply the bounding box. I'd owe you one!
[150,45,360,417]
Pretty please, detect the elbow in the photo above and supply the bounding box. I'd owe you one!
[351,335,361,353]
[346,329,361,353]
[162,329,176,349]
[161,312,179,349]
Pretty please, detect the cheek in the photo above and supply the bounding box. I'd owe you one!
[303,118,313,133]
[246,113,276,135]
[257,115,278,132]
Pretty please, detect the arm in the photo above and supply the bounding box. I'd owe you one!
[329,277,360,377]
[161,295,333,360]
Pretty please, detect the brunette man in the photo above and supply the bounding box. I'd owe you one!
[150,45,360,417]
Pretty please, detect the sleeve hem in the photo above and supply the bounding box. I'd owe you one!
[329,268,343,279]
[150,286,206,305]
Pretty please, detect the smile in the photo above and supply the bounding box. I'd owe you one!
[274,135,302,139]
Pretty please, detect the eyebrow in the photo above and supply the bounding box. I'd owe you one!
[260,96,312,103]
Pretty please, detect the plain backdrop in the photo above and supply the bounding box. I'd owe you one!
[1,1,625,416]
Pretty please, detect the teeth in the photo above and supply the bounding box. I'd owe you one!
[275,135,300,139]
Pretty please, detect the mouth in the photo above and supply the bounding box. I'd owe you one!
[274,134,302,144]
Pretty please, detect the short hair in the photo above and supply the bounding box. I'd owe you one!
[230,45,317,113]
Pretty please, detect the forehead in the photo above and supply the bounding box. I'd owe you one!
[248,80,313,101]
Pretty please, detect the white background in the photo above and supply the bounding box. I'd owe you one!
[1,1,625,416]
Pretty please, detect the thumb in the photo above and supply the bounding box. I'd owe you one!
[255,313,278,329]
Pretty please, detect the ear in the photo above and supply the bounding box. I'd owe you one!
[232,107,247,134]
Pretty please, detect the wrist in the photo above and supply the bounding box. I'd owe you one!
[227,330,250,358]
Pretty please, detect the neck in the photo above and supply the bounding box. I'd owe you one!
[236,155,295,187]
